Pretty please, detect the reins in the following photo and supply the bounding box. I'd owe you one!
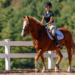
[34,29,45,44]
[32,26,45,45]
[31,26,45,33]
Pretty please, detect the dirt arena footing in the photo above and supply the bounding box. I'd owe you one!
[0,69,75,75]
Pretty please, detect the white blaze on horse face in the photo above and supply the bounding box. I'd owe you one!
[21,21,26,36]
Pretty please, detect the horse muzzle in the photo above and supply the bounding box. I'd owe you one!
[21,33,27,37]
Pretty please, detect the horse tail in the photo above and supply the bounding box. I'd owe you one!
[71,41,75,55]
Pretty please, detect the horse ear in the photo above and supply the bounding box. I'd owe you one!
[23,16,25,19]
[27,16,29,20]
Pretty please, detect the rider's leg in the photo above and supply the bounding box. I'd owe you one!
[52,33,60,47]
[48,24,60,47]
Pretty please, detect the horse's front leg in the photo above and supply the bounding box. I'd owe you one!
[40,54,46,72]
[54,49,63,72]
[35,49,44,72]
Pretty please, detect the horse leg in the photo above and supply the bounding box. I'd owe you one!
[35,49,44,72]
[54,49,63,72]
[65,42,72,72]
[67,48,72,72]
[40,54,46,72]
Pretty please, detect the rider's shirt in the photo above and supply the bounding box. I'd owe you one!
[43,10,54,23]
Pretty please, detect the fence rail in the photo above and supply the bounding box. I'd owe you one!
[0,39,74,70]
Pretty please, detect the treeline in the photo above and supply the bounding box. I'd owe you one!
[0,0,75,70]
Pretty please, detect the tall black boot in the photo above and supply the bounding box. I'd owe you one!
[52,34,60,47]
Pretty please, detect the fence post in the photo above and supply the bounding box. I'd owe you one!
[5,39,10,70]
[48,51,53,69]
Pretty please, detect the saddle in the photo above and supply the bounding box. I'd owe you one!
[46,28,64,40]
[46,28,64,49]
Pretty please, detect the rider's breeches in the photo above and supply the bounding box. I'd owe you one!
[47,22,56,36]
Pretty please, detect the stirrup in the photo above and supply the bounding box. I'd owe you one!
[55,41,60,47]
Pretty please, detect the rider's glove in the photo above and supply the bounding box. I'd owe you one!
[41,22,43,24]
[46,23,49,26]
[44,23,49,27]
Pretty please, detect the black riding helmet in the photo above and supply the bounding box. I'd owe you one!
[45,2,52,8]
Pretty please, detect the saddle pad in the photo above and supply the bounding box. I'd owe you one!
[46,29,64,40]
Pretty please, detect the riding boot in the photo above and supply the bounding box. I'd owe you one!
[52,34,60,47]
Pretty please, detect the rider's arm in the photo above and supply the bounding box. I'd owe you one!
[41,16,44,24]
[48,16,54,24]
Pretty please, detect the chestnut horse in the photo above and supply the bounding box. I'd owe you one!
[21,16,75,72]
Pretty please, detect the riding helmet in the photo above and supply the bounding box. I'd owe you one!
[45,2,52,7]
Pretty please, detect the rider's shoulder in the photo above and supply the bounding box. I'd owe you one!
[49,10,54,16]
[43,11,46,14]
[49,10,54,13]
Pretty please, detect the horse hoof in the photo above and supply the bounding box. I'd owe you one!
[67,70,72,73]
[55,67,59,72]
[35,68,40,72]
[55,69,59,72]
[67,66,72,73]
[42,70,46,73]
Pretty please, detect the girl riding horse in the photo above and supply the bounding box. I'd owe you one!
[21,16,75,73]
[41,2,60,47]
[21,1,75,73]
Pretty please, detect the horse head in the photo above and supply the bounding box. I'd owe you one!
[21,16,32,37]
[21,16,44,37]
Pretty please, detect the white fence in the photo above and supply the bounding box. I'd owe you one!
[0,39,70,70]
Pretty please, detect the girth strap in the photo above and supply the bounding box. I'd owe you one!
[47,40,54,50]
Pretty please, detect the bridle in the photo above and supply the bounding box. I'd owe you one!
[22,24,45,38]
[31,26,45,33]
[22,19,31,34]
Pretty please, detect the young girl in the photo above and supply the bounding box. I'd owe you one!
[41,1,60,47]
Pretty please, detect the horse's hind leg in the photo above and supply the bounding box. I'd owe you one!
[40,54,46,72]
[65,42,72,72]
[54,49,63,72]
[66,48,72,72]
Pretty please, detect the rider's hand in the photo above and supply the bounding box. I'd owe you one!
[41,22,43,24]
[44,23,49,27]
[46,23,49,26]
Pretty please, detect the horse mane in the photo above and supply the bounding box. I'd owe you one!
[29,16,43,26]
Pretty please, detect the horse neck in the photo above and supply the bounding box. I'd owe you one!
[29,18,44,39]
